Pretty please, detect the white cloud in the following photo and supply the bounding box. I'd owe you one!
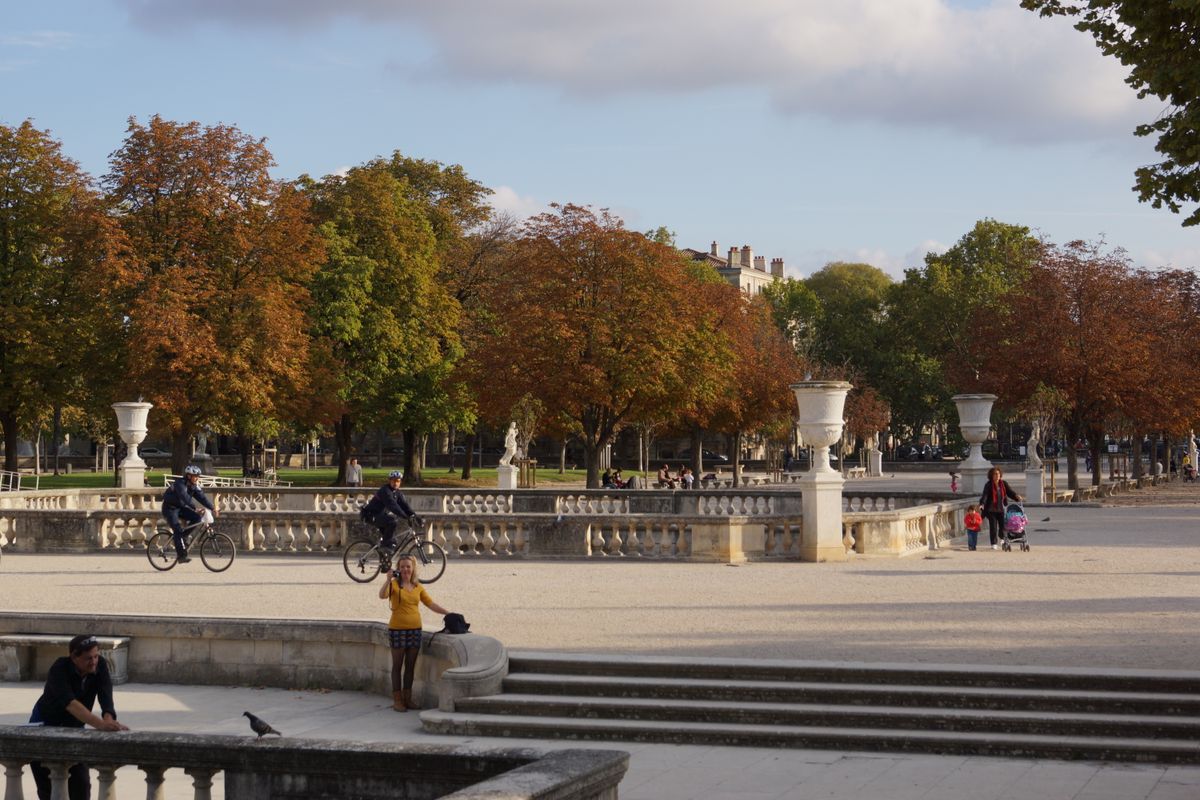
[0,31,78,48]
[119,0,1146,145]
[1139,247,1200,271]
[488,185,545,220]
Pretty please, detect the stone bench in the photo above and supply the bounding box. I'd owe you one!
[0,634,130,684]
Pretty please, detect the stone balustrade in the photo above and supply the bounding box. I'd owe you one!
[0,727,627,800]
[843,498,972,554]
[0,487,972,559]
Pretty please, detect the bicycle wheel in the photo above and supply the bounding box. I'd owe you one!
[343,539,384,583]
[199,531,236,573]
[146,531,179,571]
[408,540,446,584]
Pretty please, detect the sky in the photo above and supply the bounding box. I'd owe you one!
[2,0,1196,279]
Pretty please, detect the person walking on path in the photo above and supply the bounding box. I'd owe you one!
[29,634,130,799]
[979,467,1021,550]
[378,555,451,712]
[964,504,983,551]
[346,457,363,487]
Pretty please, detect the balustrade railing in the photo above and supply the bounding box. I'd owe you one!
[0,727,627,800]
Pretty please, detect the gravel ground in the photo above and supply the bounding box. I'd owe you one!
[3,497,1199,671]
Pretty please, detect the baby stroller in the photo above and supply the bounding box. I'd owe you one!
[1001,501,1029,552]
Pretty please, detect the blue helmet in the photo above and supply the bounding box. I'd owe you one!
[388,470,403,479]
[184,465,202,476]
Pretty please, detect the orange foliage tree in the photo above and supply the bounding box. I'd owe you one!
[467,204,702,487]
[104,116,323,473]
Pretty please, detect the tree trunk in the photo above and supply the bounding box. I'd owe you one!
[1087,432,1103,487]
[559,439,567,474]
[235,433,250,477]
[0,410,18,473]
[334,414,354,486]
[52,405,62,476]
[731,431,743,485]
[689,427,703,482]
[1064,418,1081,490]
[1131,433,1145,479]
[171,429,192,476]
[584,439,601,488]
[460,431,476,480]
[402,428,422,486]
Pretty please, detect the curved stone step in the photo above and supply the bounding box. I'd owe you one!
[420,710,1200,763]
[455,693,1200,739]
[502,673,1200,716]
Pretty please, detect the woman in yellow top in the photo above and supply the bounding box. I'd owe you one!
[378,554,450,712]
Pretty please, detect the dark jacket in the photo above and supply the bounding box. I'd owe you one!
[362,483,415,520]
[162,476,215,512]
[979,479,1020,514]
[33,656,117,728]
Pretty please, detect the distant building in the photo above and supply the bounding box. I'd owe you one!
[680,241,784,296]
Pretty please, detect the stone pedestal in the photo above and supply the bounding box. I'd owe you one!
[952,393,997,497]
[496,464,517,490]
[868,447,883,477]
[112,401,153,489]
[798,469,849,561]
[1025,467,1044,505]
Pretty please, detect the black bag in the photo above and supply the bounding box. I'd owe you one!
[358,504,374,524]
[426,613,470,651]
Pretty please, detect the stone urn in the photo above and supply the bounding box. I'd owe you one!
[952,393,997,495]
[112,401,153,489]
[790,381,852,562]
[790,381,851,474]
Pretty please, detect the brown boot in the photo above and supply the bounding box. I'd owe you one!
[402,689,414,710]
[392,691,406,712]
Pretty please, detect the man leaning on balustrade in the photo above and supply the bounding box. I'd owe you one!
[28,634,130,800]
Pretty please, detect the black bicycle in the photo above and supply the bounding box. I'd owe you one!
[342,517,446,584]
[147,519,236,572]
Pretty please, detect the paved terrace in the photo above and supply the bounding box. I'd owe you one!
[1,479,1197,798]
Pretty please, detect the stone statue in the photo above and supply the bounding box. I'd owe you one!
[499,422,518,466]
[1027,421,1042,469]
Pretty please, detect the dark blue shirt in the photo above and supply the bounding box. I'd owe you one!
[363,483,415,520]
[162,476,214,512]
[33,656,117,728]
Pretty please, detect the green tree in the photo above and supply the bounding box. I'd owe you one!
[804,262,893,382]
[1020,0,1200,225]
[761,277,822,362]
[0,121,130,472]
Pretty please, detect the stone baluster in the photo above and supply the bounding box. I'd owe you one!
[140,764,166,800]
[589,524,605,556]
[511,522,526,555]
[495,522,511,555]
[185,767,216,800]
[3,761,24,800]
[281,520,296,552]
[464,524,480,555]
[608,524,623,556]
[625,522,640,556]
[47,762,70,800]
[448,523,464,555]
[95,765,117,800]
[481,524,497,556]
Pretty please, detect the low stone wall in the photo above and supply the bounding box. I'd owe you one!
[0,727,628,800]
[0,612,505,713]
[844,499,973,556]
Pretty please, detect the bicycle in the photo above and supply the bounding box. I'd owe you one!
[342,516,446,584]
[146,518,237,573]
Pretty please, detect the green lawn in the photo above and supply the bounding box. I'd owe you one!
[18,466,596,490]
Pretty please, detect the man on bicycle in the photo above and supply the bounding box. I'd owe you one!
[161,465,217,564]
[360,471,421,556]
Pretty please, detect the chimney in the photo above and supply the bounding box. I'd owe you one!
[710,240,718,257]
[740,245,752,268]
[727,247,738,268]
[753,256,766,272]
[770,258,784,278]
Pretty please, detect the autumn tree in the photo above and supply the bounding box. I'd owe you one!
[468,204,700,487]
[0,121,130,472]
[1021,0,1200,225]
[105,116,323,474]
[966,239,1148,488]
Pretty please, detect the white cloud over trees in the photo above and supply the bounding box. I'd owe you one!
[116,0,1144,144]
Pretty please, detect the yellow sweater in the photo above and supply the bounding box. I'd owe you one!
[387,580,435,630]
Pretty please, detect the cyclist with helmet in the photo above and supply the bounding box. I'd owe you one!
[161,465,217,564]
[360,471,421,556]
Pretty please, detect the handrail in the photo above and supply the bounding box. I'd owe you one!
[0,470,37,492]
[163,473,292,489]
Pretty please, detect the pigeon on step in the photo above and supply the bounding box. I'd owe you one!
[243,711,282,738]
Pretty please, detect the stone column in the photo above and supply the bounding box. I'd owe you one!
[3,761,24,800]
[867,435,883,477]
[791,381,852,562]
[1025,467,1044,504]
[952,393,997,497]
[112,402,153,489]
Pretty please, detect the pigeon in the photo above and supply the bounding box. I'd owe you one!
[1040,516,1051,522]
[243,711,282,738]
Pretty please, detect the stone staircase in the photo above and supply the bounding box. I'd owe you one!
[420,652,1200,763]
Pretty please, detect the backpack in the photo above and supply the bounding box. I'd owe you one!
[358,504,375,524]
[425,613,471,651]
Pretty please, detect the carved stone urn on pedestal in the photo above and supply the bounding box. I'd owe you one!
[952,393,997,496]
[790,381,852,561]
[112,401,153,489]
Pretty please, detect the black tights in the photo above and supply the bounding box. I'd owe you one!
[391,647,419,692]
[985,512,1004,546]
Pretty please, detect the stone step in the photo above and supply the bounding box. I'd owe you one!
[502,673,1200,717]
[508,651,1200,695]
[455,694,1200,739]
[420,710,1200,763]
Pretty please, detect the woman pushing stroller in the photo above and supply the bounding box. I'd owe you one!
[979,467,1021,550]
